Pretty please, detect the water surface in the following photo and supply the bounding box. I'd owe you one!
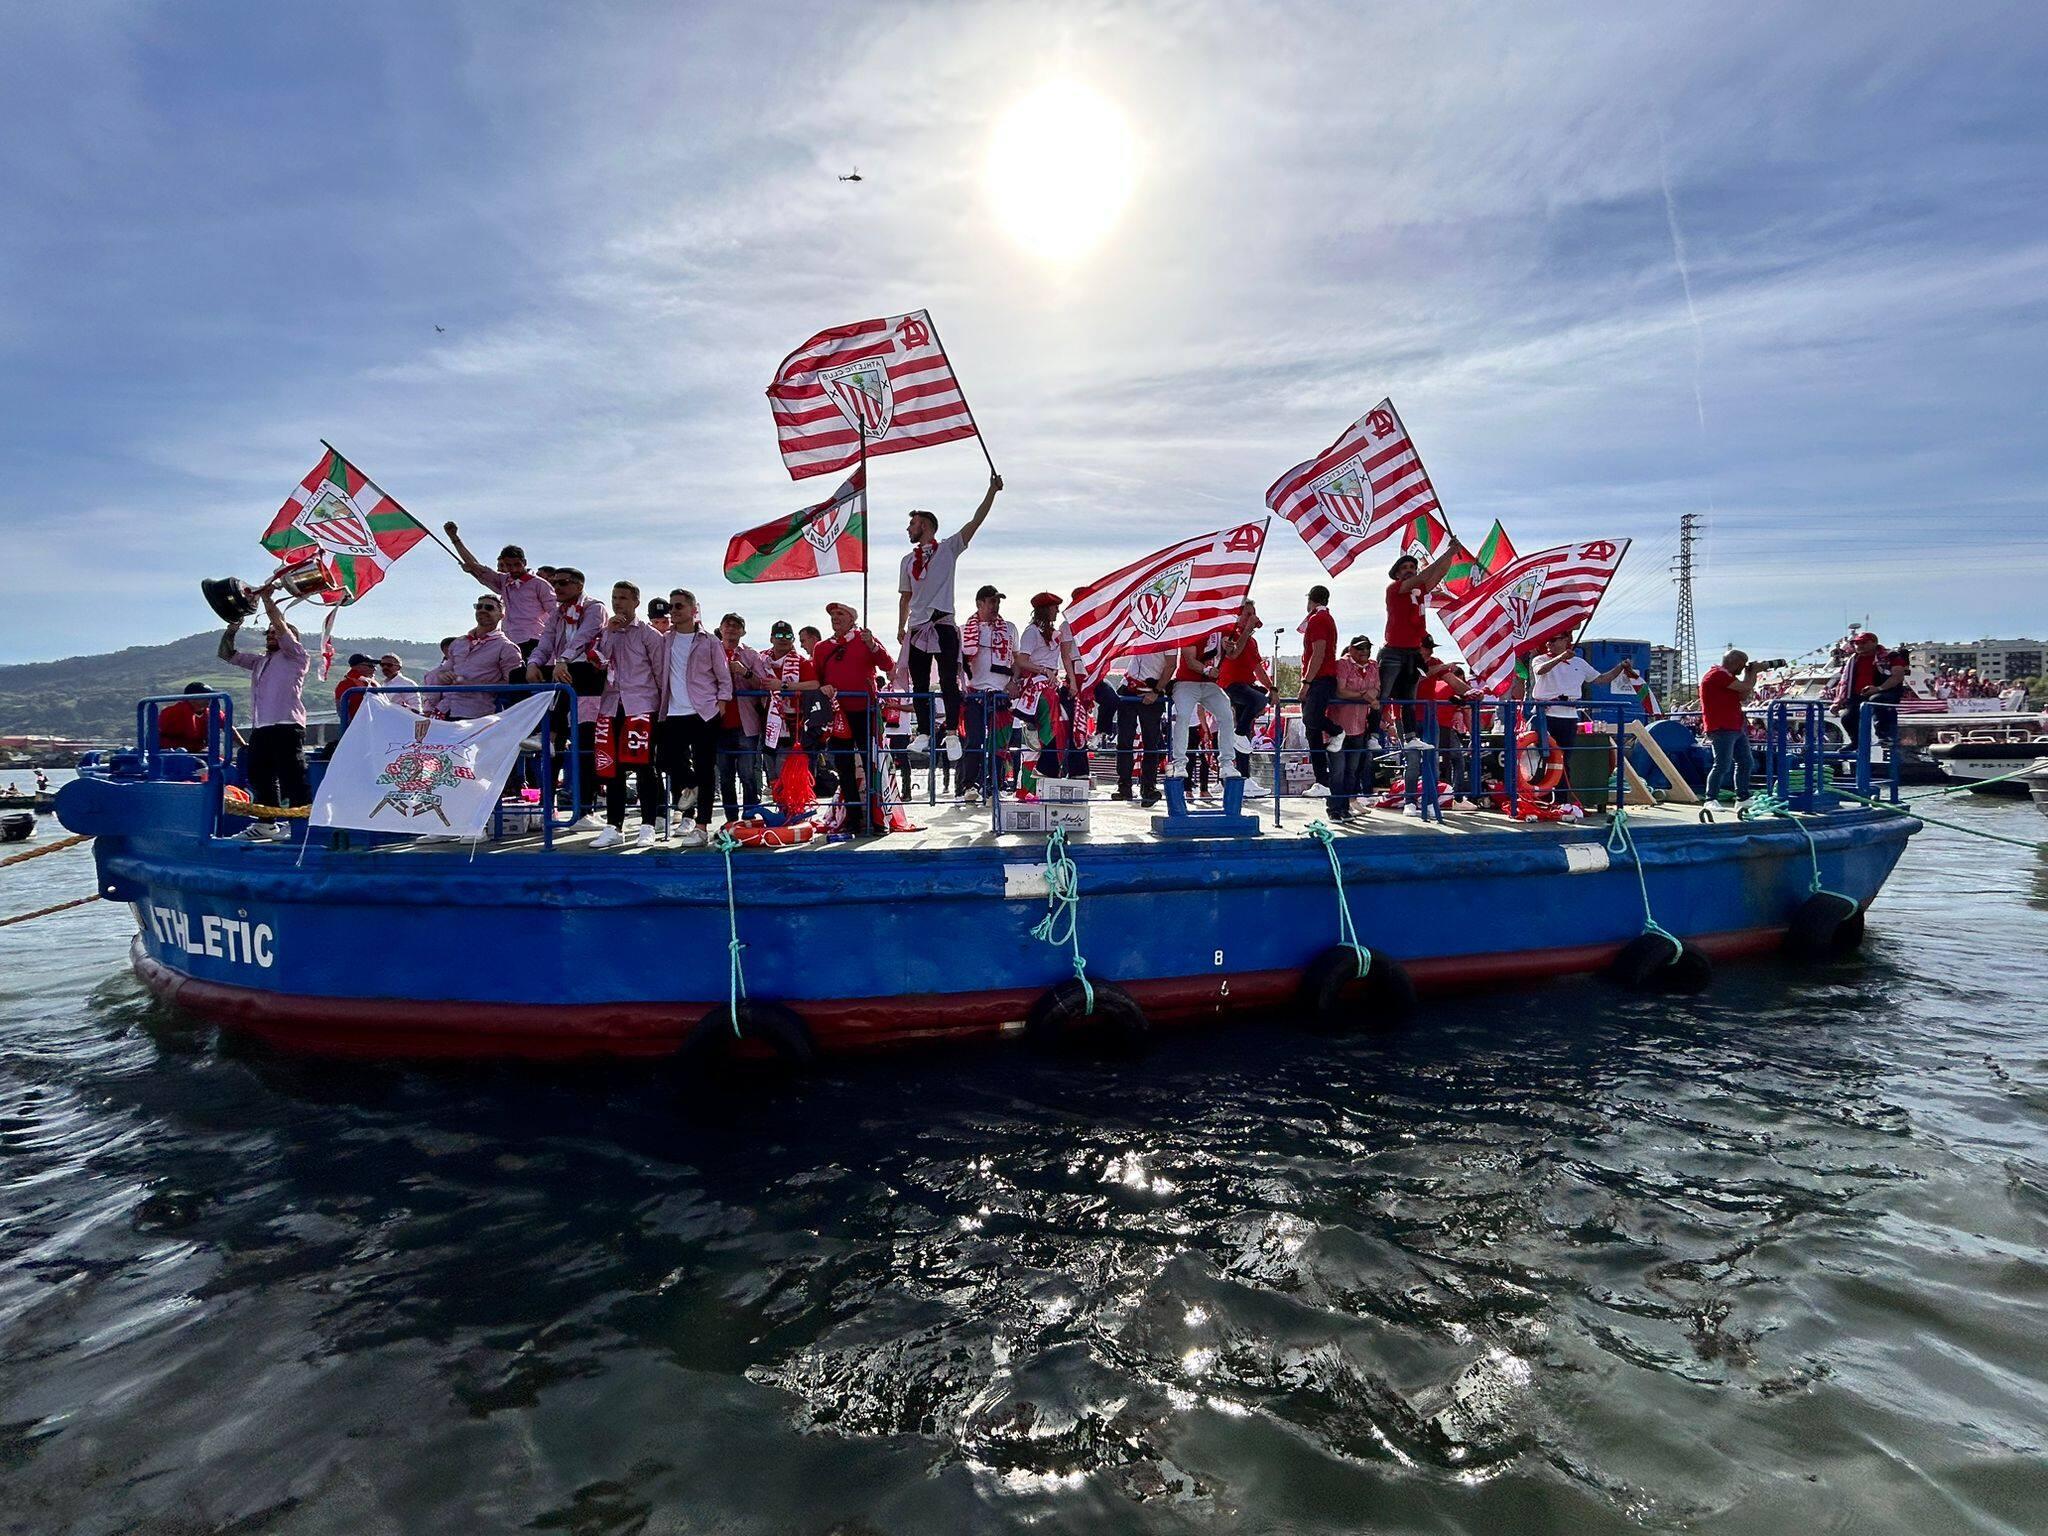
[2,786,2044,1534]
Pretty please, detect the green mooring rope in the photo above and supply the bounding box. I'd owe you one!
[1030,827,1094,1011]
[1305,820,1372,977]
[1605,806,1683,959]
[1831,786,2046,851]
[1740,790,1856,908]
[712,826,749,1035]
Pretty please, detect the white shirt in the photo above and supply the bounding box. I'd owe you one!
[962,616,1018,691]
[1017,625,1066,683]
[1531,655,1599,719]
[665,630,706,719]
[1122,649,1174,685]
[899,531,969,627]
[374,671,422,712]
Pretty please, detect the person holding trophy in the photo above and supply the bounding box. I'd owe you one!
[216,582,312,840]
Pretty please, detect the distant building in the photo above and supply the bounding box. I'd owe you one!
[1897,637,2046,682]
[1646,644,1683,702]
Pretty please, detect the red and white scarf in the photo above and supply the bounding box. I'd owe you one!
[961,616,1012,665]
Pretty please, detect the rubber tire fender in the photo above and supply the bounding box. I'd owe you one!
[1607,932,1712,993]
[677,999,817,1075]
[1782,891,1862,960]
[1025,978,1149,1056]
[1297,945,1418,1033]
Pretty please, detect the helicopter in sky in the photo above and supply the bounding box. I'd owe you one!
[837,167,862,182]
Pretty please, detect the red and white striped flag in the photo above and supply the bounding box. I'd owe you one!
[766,309,980,480]
[1439,539,1631,694]
[1265,399,1445,576]
[1066,521,1268,682]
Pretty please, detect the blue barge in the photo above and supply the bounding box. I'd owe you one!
[57,694,1919,1061]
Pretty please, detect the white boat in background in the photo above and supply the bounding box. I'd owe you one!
[1925,718,2048,795]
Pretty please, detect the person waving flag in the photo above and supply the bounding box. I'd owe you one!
[262,444,429,607]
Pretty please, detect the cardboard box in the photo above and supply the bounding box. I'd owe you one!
[1036,777,1093,803]
[996,801,1047,833]
[1044,802,1092,833]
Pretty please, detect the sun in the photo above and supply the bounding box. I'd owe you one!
[987,80,1137,264]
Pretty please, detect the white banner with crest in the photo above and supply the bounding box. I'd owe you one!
[311,692,553,838]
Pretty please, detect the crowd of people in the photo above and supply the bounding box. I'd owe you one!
[177,479,1689,844]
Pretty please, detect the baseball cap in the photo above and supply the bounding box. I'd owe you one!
[770,620,795,639]
[976,583,1004,601]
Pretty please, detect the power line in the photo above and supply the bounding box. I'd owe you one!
[1672,512,1701,692]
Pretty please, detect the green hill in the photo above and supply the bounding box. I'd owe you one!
[0,630,446,743]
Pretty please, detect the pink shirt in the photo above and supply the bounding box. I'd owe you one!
[439,629,526,720]
[597,619,665,717]
[227,630,310,729]
[481,570,558,645]
[530,598,605,669]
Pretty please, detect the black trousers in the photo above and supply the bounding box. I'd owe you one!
[247,723,309,809]
[539,660,603,813]
[1378,646,1425,730]
[1116,692,1164,797]
[908,617,962,740]
[1227,682,1269,776]
[827,716,875,831]
[657,714,720,825]
[1300,675,1338,787]
[603,708,667,829]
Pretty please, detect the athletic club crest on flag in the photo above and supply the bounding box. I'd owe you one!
[1503,569,1548,638]
[820,357,894,439]
[294,482,378,560]
[1131,561,1194,639]
[803,495,856,554]
[1312,461,1375,538]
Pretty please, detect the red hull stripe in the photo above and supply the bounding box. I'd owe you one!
[132,926,1791,1063]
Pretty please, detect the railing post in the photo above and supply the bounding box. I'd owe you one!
[1505,697,1520,817]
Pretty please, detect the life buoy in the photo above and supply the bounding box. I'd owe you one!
[676,999,816,1076]
[1783,891,1862,959]
[1515,730,1567,795]
[723,818,818,848]
[1297,944,1416,1032]
[1606,932,1712,993]
[1024,978,1149,1056]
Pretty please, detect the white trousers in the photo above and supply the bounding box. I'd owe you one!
[1169,680,1239,778]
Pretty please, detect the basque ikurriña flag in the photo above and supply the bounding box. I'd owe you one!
[1066,521,1268,683]
[1265,399,1444,576]
[1438,539,1631,694]
[1433,519,1518,610]
[766,310,980,480]
[723,467,866,583]
[261,446,429,605]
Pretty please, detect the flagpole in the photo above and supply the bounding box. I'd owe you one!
[319,438,463,567]
[858,426,870,633]
[916,312,996,477]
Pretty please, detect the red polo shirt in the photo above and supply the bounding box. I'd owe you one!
[812,631,892,710]
[1700,666,1744,732]
[1217,630,1262,688]
[1385,581,1428,649]
[1301,610,1338,682]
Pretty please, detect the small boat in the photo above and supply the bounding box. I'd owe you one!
[2025,766,2048,820]
[0,810,35,844]
[1926,722,2048,795]
[0,791,57,814]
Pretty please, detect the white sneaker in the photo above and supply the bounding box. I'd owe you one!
[230,824,274,843]
[590,825,624,849]
[676,823,708,848]
[1401,803,1423,818]
[676,787,698,815]
[944,736,963,762]
[906,733,930,756]
[634,826,657,849]
[570,812,607,832]
[962,786,983,806]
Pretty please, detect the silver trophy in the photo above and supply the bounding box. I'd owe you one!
[201,556,336,624]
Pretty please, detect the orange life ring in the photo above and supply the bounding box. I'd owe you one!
[724,817,817,848]
[1514,730,1567,794]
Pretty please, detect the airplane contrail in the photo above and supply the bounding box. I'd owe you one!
[1656,119,1707,432]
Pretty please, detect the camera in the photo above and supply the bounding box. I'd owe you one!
[1755,658,1789,670]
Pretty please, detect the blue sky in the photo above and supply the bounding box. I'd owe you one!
[2,1,2044,668]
